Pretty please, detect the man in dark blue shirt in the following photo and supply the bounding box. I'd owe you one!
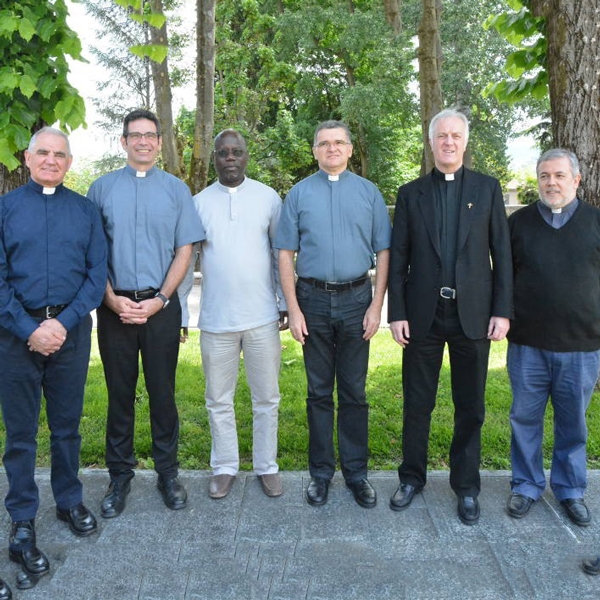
[0,127,107,589]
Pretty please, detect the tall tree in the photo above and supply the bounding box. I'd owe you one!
[529,0,600,203]
[487,0,600,201]
[190,0,216,193]
[0,0,86,193]
[417,0,443,174]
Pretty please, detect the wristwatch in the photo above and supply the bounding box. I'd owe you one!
[155,292,170,309]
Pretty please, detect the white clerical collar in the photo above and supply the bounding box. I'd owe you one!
[328,174,339,182]
[445,173,455,181]
[228,187,238,194]
[551,207,562,214]
[43,187,56,195]
[136,170,146,178]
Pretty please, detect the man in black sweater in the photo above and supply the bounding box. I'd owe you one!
[507,148,600,530]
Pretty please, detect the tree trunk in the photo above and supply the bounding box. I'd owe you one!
[530,0,600,205]
[149,0,182,178]
[0,157,28,195]
[190,0,216,194]
[417,0,444,175]
[383,0,402,35]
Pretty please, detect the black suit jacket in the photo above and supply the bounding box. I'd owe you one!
[388,168,513,341]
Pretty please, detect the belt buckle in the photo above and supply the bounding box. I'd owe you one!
[45,306,53,319]
[440,287,456,300]
[324,281,338,293]
[134,290,145,300]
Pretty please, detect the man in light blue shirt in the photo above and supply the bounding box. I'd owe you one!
[88,109,204,518]
[275,120,391,508]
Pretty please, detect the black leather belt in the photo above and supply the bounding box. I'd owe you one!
[26,304,67,319]
[440,286,457,300]
[299,275,369,293]
[114,288,158,301]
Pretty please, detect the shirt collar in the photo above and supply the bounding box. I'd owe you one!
[216,176,247,194]
[27,179,65,195]
[537,197,579,216]
[317,169,350,181]
[124,164,157,178]
[432,166,464,182]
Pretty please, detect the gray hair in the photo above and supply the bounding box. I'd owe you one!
[28,127,72,156]
[428,109,470,145]
[536,148,580,177]
[313,120,352,146]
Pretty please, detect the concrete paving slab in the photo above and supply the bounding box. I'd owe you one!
[0,469,599,599]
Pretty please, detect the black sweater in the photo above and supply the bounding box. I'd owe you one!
[508,200,600,352]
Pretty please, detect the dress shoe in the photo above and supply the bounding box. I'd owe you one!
[306,477,329,506]
[258,473,283,497]
[561,498,591,527]
[390,483,419,511]
[457,496,480,525]
[8,521,49,577]
[346,478,377,508]
[506,493,534,519]
[158,476,187,510]
[57,503,97,537]
[0,577,11,599]
[582,555,600,576]
[209,474,235,499]
[101,478,131,518]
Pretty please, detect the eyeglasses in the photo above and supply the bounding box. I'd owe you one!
[215,148,246,158]
[125,132,159,141]
[314,140,351,149]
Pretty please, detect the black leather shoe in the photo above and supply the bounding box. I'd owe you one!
[390,483,419,511]
[346,478,377,508]
[158,476,187,510]
[561,498,591,527]
[0,577,12,599]
[57,503,97,537]
[101,478,132,519]
[306,477,329,506]
[507,493,534,519]
[582,555,600,576]
[8,521,49,577]
[458,496,480,525]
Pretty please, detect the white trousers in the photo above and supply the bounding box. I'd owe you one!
[200,321,281,476]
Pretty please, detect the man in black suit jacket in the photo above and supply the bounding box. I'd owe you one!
[388,109,512,525]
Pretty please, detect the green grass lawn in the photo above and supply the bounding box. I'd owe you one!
[8,330,600,472]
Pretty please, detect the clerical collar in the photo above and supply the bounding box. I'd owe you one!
[538,197,579,216]
[43,187,56,195]
[125,164,155,178]
[433,166,463,182]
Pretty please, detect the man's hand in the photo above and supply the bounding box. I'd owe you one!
[27,320,67,355]
[487,316,510,341]
[390,320,410,347]
[119,297,164,325]
[288,308,308,345]
[362,303,381,340]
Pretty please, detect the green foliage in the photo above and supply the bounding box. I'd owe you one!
[484,0,549,104]
[0,0,86,169]
[17,330,600,472]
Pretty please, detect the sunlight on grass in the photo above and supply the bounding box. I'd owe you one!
[4,330,599,472]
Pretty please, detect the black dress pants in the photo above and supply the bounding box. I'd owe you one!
[399,299,490,497]
[297,279,372,482]
[97,295,182,480]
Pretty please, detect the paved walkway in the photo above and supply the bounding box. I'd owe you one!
[1,469,599,599]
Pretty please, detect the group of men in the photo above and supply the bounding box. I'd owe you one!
[0,107,599,595]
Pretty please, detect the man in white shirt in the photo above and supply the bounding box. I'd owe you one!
[194,130,287,499]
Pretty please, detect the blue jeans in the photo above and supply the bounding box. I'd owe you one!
[296,278,372,482]
[0,315,92,521]
[508,343,600,501]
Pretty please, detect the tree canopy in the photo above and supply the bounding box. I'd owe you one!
[0,0,86,192]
